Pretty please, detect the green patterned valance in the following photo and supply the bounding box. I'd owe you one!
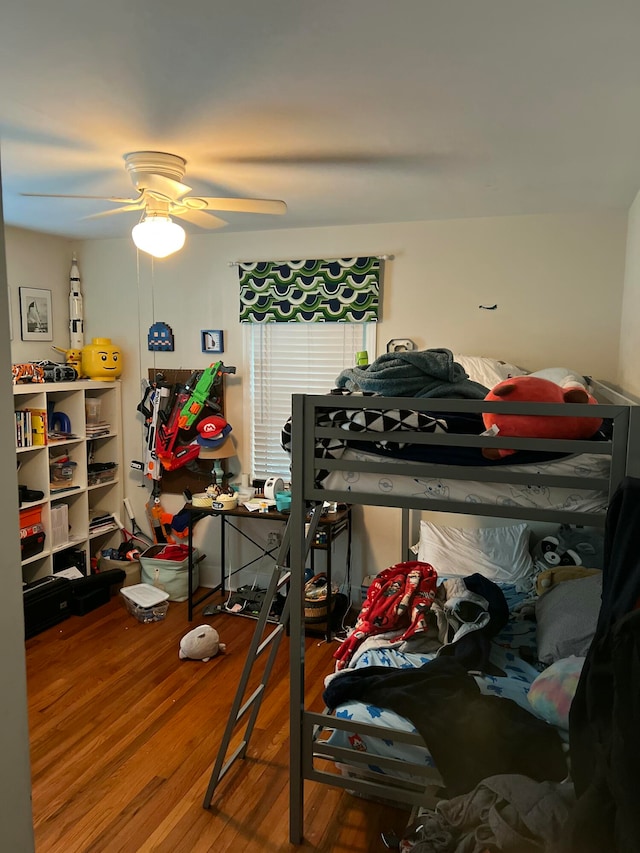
[238,256,381,322]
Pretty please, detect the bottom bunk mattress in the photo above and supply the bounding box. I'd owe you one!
[321,448,610,514]
[321,590,567,794]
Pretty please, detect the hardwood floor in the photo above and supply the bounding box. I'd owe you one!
[26,590,408,852]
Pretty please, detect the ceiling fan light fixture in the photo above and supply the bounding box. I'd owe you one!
[131,214,186,259]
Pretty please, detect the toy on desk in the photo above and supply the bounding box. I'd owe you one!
[81,337,123,381]
[179,625,226,662]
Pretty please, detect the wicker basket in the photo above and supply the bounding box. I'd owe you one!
[304,573,337,622]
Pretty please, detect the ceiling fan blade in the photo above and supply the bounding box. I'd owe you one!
[136,173,192,199]
[83,201,147,219]
[21,192,141,203]
[219,153,427,167]
[187,197,287,215]
[171,208,228,230]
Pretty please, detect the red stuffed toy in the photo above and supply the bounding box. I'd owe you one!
[482,375,603,459]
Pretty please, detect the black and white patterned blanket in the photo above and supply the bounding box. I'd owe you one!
[280,388,585,485]
[281,389,455,484]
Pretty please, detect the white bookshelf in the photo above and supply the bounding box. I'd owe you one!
[14,380,123,582]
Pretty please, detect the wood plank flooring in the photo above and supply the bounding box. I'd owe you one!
[26,591,408,852]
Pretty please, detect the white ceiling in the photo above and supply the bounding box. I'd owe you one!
[2,0,640,240]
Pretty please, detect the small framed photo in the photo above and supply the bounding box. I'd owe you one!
[201,329,224,353]
[19,287,53,341]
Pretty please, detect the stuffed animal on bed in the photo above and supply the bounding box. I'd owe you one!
[178,625,226,661]
[482,375,603,459]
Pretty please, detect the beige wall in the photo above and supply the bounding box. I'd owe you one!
[6,226,75,364]
[619,190,640,396]
[76,211,626,583]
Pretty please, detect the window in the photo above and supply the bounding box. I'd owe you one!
[246,323,376,480]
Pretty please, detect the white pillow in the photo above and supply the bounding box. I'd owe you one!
[417,520,534,585]
[527,367,588,392]
[452,354,528,389]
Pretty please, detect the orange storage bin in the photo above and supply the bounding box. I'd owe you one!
[19,505,42,528]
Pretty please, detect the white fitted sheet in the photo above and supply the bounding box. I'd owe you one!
[322,448,610,514]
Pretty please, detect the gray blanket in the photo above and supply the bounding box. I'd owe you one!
[334,348,489,399]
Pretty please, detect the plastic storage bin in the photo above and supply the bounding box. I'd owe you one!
[85,397,102,424]
[50,459,77,489]
[120,583,170,622]
[139,544,200,602]
[87,462,118,486]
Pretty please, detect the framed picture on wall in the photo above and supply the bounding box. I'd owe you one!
[19,287,53,341]
[201,329,224,353]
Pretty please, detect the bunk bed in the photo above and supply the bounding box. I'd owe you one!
[286,380,640,844]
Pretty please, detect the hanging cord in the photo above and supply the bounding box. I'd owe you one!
[135,251,161,520]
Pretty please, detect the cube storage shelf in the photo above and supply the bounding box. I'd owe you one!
[14,380,123,582]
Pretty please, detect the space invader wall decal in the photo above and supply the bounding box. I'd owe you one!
[148,322,174,351]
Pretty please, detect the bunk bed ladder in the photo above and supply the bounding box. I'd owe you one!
[202,507,323,809]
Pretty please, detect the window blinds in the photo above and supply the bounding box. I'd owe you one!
[248,322,374,479]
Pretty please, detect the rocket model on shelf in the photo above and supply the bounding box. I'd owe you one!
[69,254,84,350]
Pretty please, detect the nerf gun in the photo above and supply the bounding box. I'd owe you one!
[178,362,236,431]
[136,374,170,481]
[155,380,200,471]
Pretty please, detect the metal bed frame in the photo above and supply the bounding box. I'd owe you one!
[287,387,640,843]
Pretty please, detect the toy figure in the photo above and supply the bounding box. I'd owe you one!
[179,625,226,661]
[482,375,603,459]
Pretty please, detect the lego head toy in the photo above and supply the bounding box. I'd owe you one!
[81,337,123,381]
[482,375,603,459]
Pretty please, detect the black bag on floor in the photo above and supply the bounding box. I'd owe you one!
[23,576,72,639]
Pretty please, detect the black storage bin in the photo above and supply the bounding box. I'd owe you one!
[21,529,46,560]
[23,576,72,639]
[69,569,126,616]
[71,585,110,615]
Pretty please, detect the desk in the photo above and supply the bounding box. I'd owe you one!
[186,504,351,636]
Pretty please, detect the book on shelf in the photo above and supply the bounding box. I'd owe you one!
[86,422,111,438]
[89,511,118,535]
[15,409,33,448]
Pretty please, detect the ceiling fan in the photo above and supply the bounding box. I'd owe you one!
[21,151,288,258]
